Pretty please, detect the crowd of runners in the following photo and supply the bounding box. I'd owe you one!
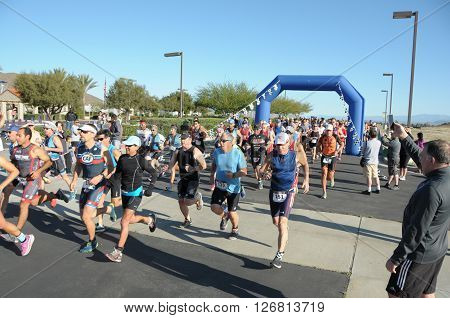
[0,112,448,298]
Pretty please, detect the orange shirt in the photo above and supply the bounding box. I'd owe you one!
[319,135,337,156]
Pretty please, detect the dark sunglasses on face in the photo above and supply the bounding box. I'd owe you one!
[125,144,138,148]
[80,130,90,134]
[96,138,104,141]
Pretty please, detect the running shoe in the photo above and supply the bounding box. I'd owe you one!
[79,241,98,253]
[399,176,406,181]
[228,229,239,240]
[1,233,19,243]
[148,213,157,232]
[240,186,246,199]
[383,183,391,189]
[361,190,371,195]
[106,248,123,263]
[56,189,70,203]
[69,190,76,201]
[392,185,400,191]
[220,213,229,231]
[258,180,264,190]
[321,193,327,199]
[181,219,192,228]
[109,203,117,222]
[95,224,106,233]
[195,192,203,211]
[19,234,35,256]
[329,180,335,188]
[270,255,283,269]
[373,189,381,194]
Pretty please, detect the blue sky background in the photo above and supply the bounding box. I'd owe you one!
[1,0,449,117]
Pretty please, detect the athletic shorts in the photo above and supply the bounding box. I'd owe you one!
[104,177,121,198]
[122,195,142,211]
[20,178,41,203]
[251,155,265,169]
[51,157,67,176]
[386,256,445,298]
[400,152,410,169]
[211,188,240,212]
[79,179,107,210]
[269,189,295,218]
[321,155,336,171]
[309,141,317,149]
[177,179,199,199]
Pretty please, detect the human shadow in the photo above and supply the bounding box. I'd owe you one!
[25,208,284,297]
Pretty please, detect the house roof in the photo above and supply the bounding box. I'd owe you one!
[0,89,22,102]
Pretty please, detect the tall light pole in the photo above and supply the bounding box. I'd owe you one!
[383,73,394,116]
[164,51,183,118]
[394,10,418,126]
[381,90,389,128]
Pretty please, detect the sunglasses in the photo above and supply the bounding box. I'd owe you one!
[96,138,104,141]
[79,130,91,134]
[125,144,138,147]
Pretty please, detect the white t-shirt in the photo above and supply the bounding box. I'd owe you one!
[136,128,151,144]
[362,138,381,165]
[71,124,80,142]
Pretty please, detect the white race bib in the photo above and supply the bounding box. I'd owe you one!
[272,191,287,203]
[169,146,176,151]
[311,138,317,143]
[322,157,332,164]
[215,180,228,190]
[195,140,201,145]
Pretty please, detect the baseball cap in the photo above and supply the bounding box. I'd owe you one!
[7,124,20,132]
[275,132,290,145]
[180,132,191,140]
[326,124,334,131]
[44,121,58,131]
[285,126,295,134]
[227,118,235,124]
[78,124,98,134]
[123,136,141,147]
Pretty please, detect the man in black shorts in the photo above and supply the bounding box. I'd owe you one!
[106,136,157,263]
[165,133,206,227]
[248,128,269,190]
[385,123,449,298]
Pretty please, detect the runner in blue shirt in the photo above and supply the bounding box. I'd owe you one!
[210,132,247,240]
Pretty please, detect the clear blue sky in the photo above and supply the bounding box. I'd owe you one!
[1,0,449,117]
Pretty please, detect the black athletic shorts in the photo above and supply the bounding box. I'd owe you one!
[386,256,445,298]
[177,179,199,199]
[320,155,336,171]
[269,189,295,218]
[104,177,121,198]
[211,188,240,212]
[400,150,410,169]
[121,195,142,211]
[50,157,67,176]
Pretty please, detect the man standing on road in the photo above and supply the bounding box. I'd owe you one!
[381,131,401,190]
[109,114,123,150]
[385,123,449,298]
[317,124,342,199]
[210,132,247,240]
[165,133,206,227]
[259,132,309,268]
[65,109,77,132]
[360,128,382,195]
[105,136,157,263]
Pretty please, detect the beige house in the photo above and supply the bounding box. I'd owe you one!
[0,88,25,121]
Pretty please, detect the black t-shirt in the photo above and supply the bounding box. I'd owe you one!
[249,133,269,158]
[177,146,199,182]
[114,154,155,192]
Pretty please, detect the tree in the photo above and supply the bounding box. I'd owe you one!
[78,74,98,117]
[195,82,257,114]
[14,69,83,120]
[271,96,312,115]
[105,78,159,121]
[160,91,195,114]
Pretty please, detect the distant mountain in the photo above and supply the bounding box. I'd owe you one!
[365,114,450,125]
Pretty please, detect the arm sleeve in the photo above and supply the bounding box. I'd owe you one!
[390,186,441,265]
[401,135,422,169]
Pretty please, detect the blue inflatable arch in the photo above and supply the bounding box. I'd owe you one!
[255,75,365,156]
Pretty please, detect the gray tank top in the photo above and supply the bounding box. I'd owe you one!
[12,144,40,178]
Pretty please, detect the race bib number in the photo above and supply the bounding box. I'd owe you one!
[215,180,228,190]
[322,157,332,164]
[169,146,176,151]
[195,140,201,145]
[272,191,287,203]
[311,138,317,143]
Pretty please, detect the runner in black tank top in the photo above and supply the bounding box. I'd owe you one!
[166,133,207,227]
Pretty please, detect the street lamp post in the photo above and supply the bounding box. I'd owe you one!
[164,51,183,118]
[393,11,419,126]
[383,73,394,116]
[381,90,389,128]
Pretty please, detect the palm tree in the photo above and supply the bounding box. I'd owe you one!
[78,74,98,117]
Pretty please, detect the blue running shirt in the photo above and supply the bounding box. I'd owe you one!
[213,146,246,194]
